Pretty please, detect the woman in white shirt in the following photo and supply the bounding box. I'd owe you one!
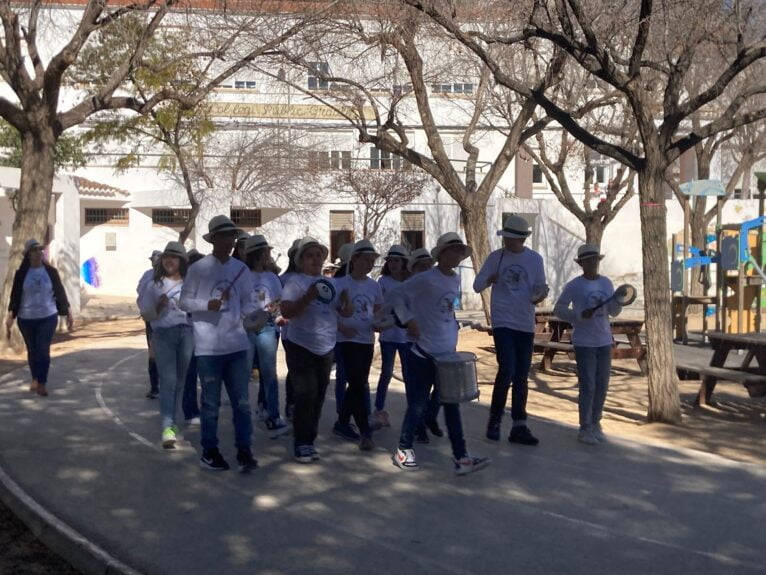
[6,239,73,397]
[553,244,621,446]
[138,241,193,449]
[281,238,352,463]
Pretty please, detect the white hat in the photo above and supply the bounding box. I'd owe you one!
[407,247,433,272]
[430,232,472,261]
[244,234,273,254]
[162,241,188,260]
[294,237,329,264]
[574,244,604,262]
[202,215,243,243]
[385,244,409,260]
[287,238,301,258]
[351,239,380,259]
[337,243,354,265]
[23,239,42,255]
[497,215,532,239]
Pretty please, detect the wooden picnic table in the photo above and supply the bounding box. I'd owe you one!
[679,331,766,405]
[537,317,648,375]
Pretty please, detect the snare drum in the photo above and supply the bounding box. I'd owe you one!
[434,351,480,404]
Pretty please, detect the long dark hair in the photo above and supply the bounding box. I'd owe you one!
[334,262,348,278]
[153,255,188,284]
[381,257,409,279]
[246,248,269,270]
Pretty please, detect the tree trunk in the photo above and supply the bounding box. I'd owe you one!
[638,166,682,423]
[460,195,492,324]
[1,128,58,351]
[584,219,604,246]
[688,202,709,297]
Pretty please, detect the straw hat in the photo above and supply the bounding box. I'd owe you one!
[497,215,532,239]
[244,234,273,255]
[430,232,472,261]
[23,239,43,255]
[385,244,409,260]
[294,237,329,264]
[336,243,354,265]
[350,239,380,259]
[407,247,433,272]
[286,238,301,258]
[202,215,244,243]
[162,241,188,260]
[574,244,605,263]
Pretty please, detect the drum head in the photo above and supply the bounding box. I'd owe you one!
[314,278,336,304]
[614,284,637,306]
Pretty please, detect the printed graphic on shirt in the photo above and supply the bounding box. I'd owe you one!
[210,280,237,312]
[352,294,374,322]
[254,285,274,306]
[502,264,528,291]
[586,290,610,316]
[438,291,457,321]
[165,284,183,312]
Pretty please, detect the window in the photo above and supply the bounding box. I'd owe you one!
[330,211,354,262]
[230,208,262,228]
[308,150,351,171]
[532,164,543,184]
[432,83,474,94]
[84,208,129,226]
[152,208,192,227]
[370,147,402,170]
[401,211,425,251]
[596,166,607,184]
[393,83,413,96]
[308,62,330,90]
[234,80,257,90]
[105,232,117,252]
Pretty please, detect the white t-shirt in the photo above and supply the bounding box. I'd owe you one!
[251,270,283,331]
[378,275,408,344]
[137,277,190,329]
[282,274,341,356]
[18,267,57,320]
[473,247,547,333]
[179,255,255,356]
[395,267,459,356]
[336,275,383,345]
[553,275,620,347]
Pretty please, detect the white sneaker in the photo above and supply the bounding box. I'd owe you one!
[577,430,599,445]
[266,417,291,439]
[592,427,607,443]
[185,416,201,426]
[392,448,418,470]
[453,455,491,476]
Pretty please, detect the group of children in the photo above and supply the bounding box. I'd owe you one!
[136,213,624,475]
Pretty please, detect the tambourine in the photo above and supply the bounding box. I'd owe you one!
[591,283,637,311]
[315,278,336,304]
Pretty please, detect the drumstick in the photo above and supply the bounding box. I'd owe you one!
[220,266,247,301]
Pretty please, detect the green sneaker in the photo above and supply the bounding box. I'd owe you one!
[162,427,177,449]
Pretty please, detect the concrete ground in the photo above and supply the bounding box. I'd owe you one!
[1,323,765,574]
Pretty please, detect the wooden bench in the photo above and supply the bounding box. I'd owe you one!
[676,361,766,405]
[535,340,575,372]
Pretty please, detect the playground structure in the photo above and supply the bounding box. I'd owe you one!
[671,173,766,343]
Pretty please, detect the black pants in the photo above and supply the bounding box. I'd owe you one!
[337,342,373,437]
[283,339,333,446]
[145,321,159,393]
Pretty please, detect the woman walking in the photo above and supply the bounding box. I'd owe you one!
[6,239,73,397]
[137,241,194,449]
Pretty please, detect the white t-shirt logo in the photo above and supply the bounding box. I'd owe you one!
[353,294,373,322]
[586,290,609,316]
[503,264,528,291]
[210,280,236,312]
[438,292,456,321]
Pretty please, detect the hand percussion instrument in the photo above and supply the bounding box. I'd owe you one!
[314,278,336,304]
[590,283,637,311]
[243,309,270,332]
[433,351,480,404]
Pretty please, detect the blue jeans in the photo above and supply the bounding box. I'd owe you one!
[183,353,200,420]
[152,324,194,431]
[490,328,535,423]
[398,348,467,459]
[17,314,58,385]
[247,325,280,420]
[375,341,409,411]
[197,350,253,450]
[574,345,612,431]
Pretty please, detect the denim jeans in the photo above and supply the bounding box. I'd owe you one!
[182,353,200,420]
[338,342,374,436]
[490,328,535,423]
[398,348,467,459]
[152,324,194,431]
[247,325,280,420]
[17,314,58,385]
[197,350,253,450]
[574,345,612,431]
[145,321,159,393]
[284,340,333,446]
[375,341,409,411]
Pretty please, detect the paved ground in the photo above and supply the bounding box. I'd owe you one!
[1,329,765,574]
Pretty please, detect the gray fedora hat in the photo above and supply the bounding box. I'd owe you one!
[203,215,243,243]
[245,234,273,254]
[497,214,532,239]
[23,238,43,255]
[162,241,188,260]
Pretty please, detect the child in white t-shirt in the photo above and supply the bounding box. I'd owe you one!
[554,244,623,445]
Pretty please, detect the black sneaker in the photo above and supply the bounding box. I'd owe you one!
[509,425,539,446]
[146,389,159,399]
[426,419,444,438]
[415,429,430,444]
[200,448,230,471]
[333,421,360,441]
[486,418,501,441]
[236,448,258,473]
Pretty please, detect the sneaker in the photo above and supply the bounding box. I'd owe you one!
[415,429,430,444]
[200,449,230,471]
[454,455,492,476]
[392,447,418,470]
[578,430,599,445]
[372,409,390,427]
[359,436,375,451]
[426,419,444,438]
[256,403,269,422]
[294,444,314,464]
[161,427,177,449]
[236,448,258,473]
[486,418,501,441]
[36,385,48,397]
[265,418,291,439]
[185,416,201,426]
[509,425,539,446]
[285,403,295,422]
[146,389,159,399]
[333,421,360,441]
[29,380,37,393]
[308,445,321,461]
[592,426,608,443]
